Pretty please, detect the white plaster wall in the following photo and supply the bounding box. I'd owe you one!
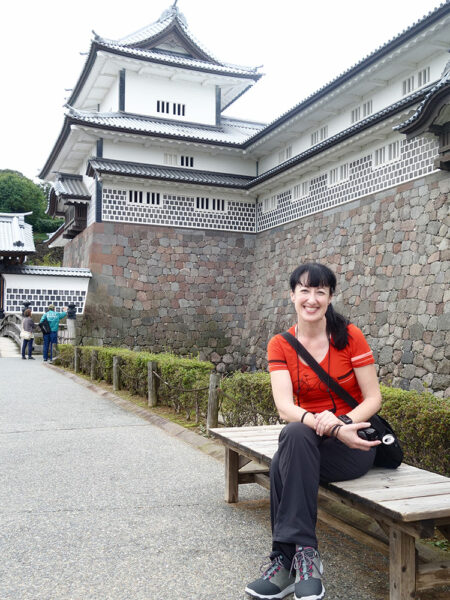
[125,71,216,124]
[100,77,119,112]
[3,274,90,293]
[257,49,448,176]
[102,139,256,176]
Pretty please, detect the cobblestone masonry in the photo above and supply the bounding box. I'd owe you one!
[64,171,449,396]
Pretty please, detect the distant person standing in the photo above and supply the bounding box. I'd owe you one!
[40,305,67,362]
[21,308,36,360]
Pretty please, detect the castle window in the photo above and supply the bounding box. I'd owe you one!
[180,155,194,167]
[328,163,349,186]
[373,140,401,168]
[129,190,143,203]
[351,107,361,124]
[402,76,414,96]
[363,100,373,117]
[146,192,160,205]
[173,103,186,116]
[157,100,170,113]
[278,145,292,164]
[262,195,277,213]
[195,197,227,211]
[311,126,328,146]
[417,67,430,87]
[292,180,310,200]
[164,153,178,166]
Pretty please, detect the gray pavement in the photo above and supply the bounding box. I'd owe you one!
[0,355,395,600]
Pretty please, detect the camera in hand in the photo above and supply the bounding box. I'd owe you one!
[357,426,379,442]
[357,426,395,445]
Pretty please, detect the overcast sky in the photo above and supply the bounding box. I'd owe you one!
[0,0,444,181]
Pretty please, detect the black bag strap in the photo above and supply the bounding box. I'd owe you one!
[281,332,358,410]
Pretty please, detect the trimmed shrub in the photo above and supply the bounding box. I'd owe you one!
[379,385,449,476]
[220,371,280,426]
[55,344,213,421]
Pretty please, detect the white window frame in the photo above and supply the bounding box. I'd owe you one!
[363,100,373,118]
[310,126,328,146]
[351,107,361,124]
[328,162,349,187]
[417,66,430,88]
[402,76,415,96]
[292,180,310,201]
[278,145,292,164]
[164,153,178,166]
[373,139,401,169]
[262,195,278,213]
[195,196,227,212]
[180,155,194,168]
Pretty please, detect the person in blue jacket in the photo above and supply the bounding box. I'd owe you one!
[40,304,67,362]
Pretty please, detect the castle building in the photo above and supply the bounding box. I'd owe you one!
[40,3,450,394]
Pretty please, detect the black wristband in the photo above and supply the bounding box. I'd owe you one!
[301,411,312,424]
[338,414,353,425]
[330,424,342,438]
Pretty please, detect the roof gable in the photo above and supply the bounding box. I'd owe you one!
[98,4,219,65]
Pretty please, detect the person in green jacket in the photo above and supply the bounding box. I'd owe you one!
[40,305,67,362]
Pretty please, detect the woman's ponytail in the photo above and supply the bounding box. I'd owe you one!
[325,304,349,350]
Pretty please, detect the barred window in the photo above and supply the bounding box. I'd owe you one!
[417,67,430,88]
[195,196,226,211]
[292,180,310,200]
[402,76,414,96]
[164,153,178,166]
[180,155,194,167]
[262,195,277,213]
[157,100,170,113]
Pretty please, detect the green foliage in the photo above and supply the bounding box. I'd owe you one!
[0,170,60,233]
[379,385,449,476]
[54,347,449,475]
[56,345,213,422]
[220,371,280,426]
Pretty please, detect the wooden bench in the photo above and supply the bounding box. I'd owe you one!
[210,425,450,600]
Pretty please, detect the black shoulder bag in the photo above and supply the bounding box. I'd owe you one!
[39,317,51,335]
[281,332,403,469]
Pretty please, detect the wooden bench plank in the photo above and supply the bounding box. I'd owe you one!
[355,482,450,502]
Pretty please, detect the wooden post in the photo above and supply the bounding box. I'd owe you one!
[389,527,416,599]
[91,350,98,380]
[225,447,239,503]
[113,356,121,391]
[147,361,158,407]
[74,347,81,373]
[207,372,220,433]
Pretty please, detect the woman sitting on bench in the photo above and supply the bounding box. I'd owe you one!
[246,262,382,600]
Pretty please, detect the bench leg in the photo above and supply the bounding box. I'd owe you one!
[225,447,239,503]
[389,527,416,600]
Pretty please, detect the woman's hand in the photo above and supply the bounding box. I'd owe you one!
[336,422,381,450]
[313,410,340,437]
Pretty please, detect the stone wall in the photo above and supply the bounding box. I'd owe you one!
[245,170,449,396]
[64,171,449,396]
[64,223,255,366]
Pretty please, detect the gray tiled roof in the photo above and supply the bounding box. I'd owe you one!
[97,5,258,76]
[0,213,35,254]
[0,265,92,277]
[54,174,91,199]
[244,2,450,147]
[395,60,450,132]
[87,157,254,188]
[95,39,260,77]
[68,108,265,144]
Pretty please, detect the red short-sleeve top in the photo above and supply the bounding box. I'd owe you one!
[267,323,374,415]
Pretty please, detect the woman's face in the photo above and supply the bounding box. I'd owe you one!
[290,278,332,324]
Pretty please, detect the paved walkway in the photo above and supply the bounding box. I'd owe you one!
[0,336,21,357]
[0,355,408,600]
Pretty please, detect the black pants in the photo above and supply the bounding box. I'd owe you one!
[270,422,375,564]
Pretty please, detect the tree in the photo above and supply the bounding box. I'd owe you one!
[0,170,61,232]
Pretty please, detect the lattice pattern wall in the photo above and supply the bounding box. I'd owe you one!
[257,137,439,231]
[102,188,255,232]
[5,288,86,314]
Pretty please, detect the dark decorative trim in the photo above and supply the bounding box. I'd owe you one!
[95,178,103,223]
[96,138,103,158]
[119,70,126,111]
[215,86,221,126]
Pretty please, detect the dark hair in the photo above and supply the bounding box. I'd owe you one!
[289,263,350,349]
[24,308,32,317]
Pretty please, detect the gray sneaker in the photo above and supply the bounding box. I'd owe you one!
[245,554,295,599]
[293,547,324,600]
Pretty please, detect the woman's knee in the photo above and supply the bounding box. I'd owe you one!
[280,421,316,445]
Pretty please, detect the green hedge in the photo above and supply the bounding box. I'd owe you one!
[57,345,213,421]
[56,345,449,475]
